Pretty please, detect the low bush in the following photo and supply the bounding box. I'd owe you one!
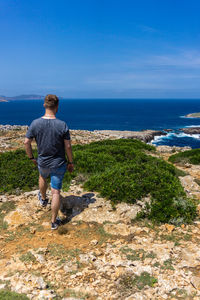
[169,149,200,165]
[0,149,39,193]
[0,139,197,223]
[84,155,196,223]
[0,290,29,300]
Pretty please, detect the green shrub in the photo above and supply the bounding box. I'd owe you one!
[0,139,197,223]
[0,149,75,194]
[119,271,158,291]
[84,155,197,223]
[169,149,200,165]
[0,149,39,193]
[73,138,156,152]
[0,290,29,300]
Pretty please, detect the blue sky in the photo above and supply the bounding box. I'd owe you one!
[0,0,200,98]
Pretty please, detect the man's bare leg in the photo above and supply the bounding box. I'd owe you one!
[39,175,48,200]
[51,188,60,223]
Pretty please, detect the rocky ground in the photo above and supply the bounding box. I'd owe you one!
[0,127,200,299]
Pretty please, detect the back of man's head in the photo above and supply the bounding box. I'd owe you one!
[44,94,59,109]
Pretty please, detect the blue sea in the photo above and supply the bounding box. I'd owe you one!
[0,98,200,148]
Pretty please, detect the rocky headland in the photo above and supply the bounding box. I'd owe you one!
[0,95,44,101]
[93,130,166,143]
[185,113,200,118]
[0,126,200,299]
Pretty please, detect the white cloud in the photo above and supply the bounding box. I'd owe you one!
[85,48,200,91]
[138,25,158,33]
[146,50,200,68]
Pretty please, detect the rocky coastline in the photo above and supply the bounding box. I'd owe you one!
[1,124,198,153]
[0,124,166,141]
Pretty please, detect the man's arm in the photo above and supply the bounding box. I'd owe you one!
[64,139,74,172]
[24,138,37,165]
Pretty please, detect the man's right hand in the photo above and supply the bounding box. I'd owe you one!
[67,163,74,173]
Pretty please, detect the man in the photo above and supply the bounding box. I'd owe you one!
[24,94,74,230]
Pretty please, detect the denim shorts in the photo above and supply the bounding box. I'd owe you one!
[38,164,67,190]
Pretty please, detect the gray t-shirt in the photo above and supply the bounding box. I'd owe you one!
[26,117,71,168]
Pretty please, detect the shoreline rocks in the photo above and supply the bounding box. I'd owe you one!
[93,129,166,143]
[0,125,28,131]
[0,125,168,149]
[179,127,200,134]
[1,124,198,152]
[0,124,166,142]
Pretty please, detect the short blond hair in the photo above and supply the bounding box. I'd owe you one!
[44,94,59,109]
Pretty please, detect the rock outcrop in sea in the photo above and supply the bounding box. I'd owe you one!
[185,112,200,118]
[180,127,200,134]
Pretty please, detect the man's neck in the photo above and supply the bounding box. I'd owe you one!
[42,109,56,119]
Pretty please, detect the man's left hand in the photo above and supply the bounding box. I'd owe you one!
[32,159,38,166]
[67,163,74,173]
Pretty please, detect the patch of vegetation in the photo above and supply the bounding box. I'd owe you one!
[0,290,29,300]
[57,258,67,266]
[48,243,81,260]
[120,246,157,261]
[75,227,91,239]
[0,149,39,193]
[96,225,113,244]
[19,251,36,263]
[169,149,200,165]
[85,156,196,223]
[153,262,160,268]
[183,233,192,241]
[0,139,197,223]
[194,178,200,186]
[168,288,197,299]
[160,233,182,246]
[0,201,16,231]
[0,139,153,194]
[0,279,10,290]
[161,259,174,270]
[34,224,44,232]
[119,271,157,292]
[4,232,16,242]
[146,251,157,259]
[120,246,143,261]
[174,168,188,177]
[61,288,90,299]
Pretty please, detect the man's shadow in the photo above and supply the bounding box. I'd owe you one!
[60,192,96,224]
